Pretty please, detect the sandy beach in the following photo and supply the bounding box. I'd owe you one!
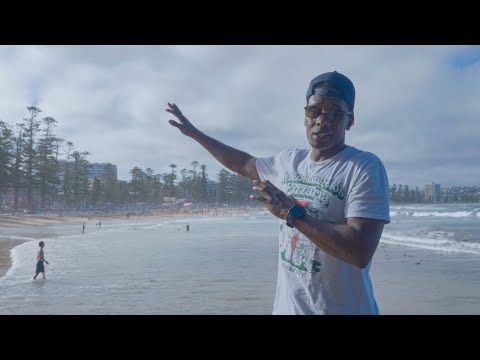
[0,238,27,278]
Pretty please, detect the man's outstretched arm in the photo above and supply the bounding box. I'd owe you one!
[166,103,260,180]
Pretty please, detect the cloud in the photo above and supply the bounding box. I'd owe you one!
[1,45,479,187]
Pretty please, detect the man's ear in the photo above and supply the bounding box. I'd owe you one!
[346,113,354,130]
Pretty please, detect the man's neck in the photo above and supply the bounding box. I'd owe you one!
[310,143,347,162]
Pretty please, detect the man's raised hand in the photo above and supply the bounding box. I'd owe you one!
[166,103,198,137]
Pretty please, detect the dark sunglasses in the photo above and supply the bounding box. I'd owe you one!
[304,106,352,124]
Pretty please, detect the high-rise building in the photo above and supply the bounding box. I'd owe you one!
[425,182,441,202]
[86,163,118,181]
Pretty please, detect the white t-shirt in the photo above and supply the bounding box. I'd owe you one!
[256,146,390,315]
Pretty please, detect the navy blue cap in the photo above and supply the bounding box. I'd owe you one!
[306,71,355,109]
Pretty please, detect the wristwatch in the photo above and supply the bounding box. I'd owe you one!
[286,204,306,228]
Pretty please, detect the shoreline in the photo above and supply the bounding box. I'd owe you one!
[0,207,265,279]
[2,210,480,314]
[0,239,28,279]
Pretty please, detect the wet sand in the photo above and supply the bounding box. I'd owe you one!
[0,238,28,278]
[371,242,480,314]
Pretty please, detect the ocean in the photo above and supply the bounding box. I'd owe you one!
[385,203,480,254]
[1,203,479,314]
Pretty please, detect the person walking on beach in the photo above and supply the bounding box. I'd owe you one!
[33,241,49,280]
[167,71,390,315]
[82,222,85,234]
[186,223,190,232]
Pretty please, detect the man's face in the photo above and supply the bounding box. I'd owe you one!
[304,95,354,151]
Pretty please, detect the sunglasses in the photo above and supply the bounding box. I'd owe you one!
[304,106,352,124]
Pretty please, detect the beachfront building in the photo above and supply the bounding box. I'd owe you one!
[425,182,441,202]
[86,163,118,182]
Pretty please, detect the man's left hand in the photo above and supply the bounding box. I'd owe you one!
[250,180,295,220]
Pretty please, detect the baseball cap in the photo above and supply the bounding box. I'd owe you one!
[306,71,355,110]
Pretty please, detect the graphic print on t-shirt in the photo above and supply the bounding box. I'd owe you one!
[279,172,346,274]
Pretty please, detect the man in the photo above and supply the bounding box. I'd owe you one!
[33,241,49,280]
[167,71,390,314]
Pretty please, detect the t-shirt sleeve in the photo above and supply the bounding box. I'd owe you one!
[256,156,276,181]
[255,149,291,182]
[345,156,390,224]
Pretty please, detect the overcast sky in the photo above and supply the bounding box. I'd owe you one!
[1,45,479,188]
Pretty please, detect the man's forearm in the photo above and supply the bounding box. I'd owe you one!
[294,216,381,269]
[190,130,258,179]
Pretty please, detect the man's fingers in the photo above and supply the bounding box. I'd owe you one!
[168,120,181,127]
[253,179,277,191]
[166,103,183,116]
[252,186,272,200]
[166,109,180,118]
[167,102,179,110]
[167,103,177,113]
[252,181,266,191]
[262,180,277,191]
[172,103,183,115]
[166,108,181,117]
[251,191,272,202]
[250,195,268,203]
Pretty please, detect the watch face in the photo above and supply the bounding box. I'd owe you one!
[290,205,306,218]
[286,204,306,228]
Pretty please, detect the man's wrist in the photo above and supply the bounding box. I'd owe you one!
[286,204,306,228]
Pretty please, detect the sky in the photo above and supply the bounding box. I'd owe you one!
[1,45,479,188]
